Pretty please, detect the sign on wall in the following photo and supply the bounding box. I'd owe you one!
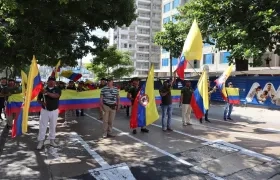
[246,82,280,106]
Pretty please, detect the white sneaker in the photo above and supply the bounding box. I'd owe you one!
[102,133,107,138]
[50,139,58,147]
[37,141,44,150]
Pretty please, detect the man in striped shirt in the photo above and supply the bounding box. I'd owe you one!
[100,77,120,138]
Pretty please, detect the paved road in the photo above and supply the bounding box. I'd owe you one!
[0,105,280,180]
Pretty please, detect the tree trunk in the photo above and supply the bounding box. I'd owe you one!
[169,53,173,78]
[235,58,248,71]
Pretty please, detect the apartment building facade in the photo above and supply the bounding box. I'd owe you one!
[112,0,162,77]
[158,0,280,77]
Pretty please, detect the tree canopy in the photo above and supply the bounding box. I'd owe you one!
[87,46,134,80]
[178,0,280,67]
[0,0,137,73]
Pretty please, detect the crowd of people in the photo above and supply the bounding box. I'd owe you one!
[0,75,236,150]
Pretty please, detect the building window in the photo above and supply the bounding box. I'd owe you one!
[129,44,132,48]
[220,52,230,63]
[163,3,171,13]
[162,58,169,66]
[124,43,127,48]
[203,53,214,64]
[162,48,169,53]
[172,57,178,66]
[172,0,180,9]
[163,17,170,24]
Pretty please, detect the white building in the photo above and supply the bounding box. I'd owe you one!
[112,0,162,77]
[157,0,280,77]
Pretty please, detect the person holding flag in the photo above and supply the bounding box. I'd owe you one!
[127,77,149,134]
[159,72,176,131]
[199,80,216,123]
[223,82,234,121]
[36,76,61,150]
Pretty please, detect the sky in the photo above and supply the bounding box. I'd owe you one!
[81,29,112,63]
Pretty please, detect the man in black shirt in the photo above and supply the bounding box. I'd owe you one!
[127,78,149,134]
[159,72,176,131]
[37,77,61,150]
[180,81,193,126]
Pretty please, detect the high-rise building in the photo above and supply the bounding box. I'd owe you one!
[112,0,162,77]
[156,0,188,77]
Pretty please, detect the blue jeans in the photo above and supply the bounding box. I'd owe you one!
[161,104,172,129]
[224,103,233,119]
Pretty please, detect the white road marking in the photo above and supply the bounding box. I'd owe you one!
[152,119,280,163]
[208,117,280,133]
[85,113,224,180]
[69,132,110,168]
[171,116,280,143]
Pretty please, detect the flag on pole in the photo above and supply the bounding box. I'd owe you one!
[175,55,187,80]
[190,71,209,119]
[60,70,82,82]
[182,19,203,61]
[51,60,61,78]
[12,56,43,137]
[130,64,159,128]
[215,64,233,100]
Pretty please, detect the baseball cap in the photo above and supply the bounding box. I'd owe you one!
[107,77,114,81]
[47,76,56,82]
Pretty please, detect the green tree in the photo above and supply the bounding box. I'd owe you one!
[178,0,280,69]
[154,22,187,76]
[0,0,137,70]
[87,46,134,79]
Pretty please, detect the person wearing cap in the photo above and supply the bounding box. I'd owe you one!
[100,77,120,138]
[180,80,194,126]
[159,72,176,131]
[127,77,149,134]
[199,80,216,123]
[36,76,61,150]
[224,82,234,121]
[98,78,107,120]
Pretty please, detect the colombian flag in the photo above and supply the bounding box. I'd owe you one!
[130,64,159,128]
[60,70,82,82]
[190,71,209,119]
[182,19,203,61]
[12,56,43,137]
[215,64,233,101]
[226,88,240,104]
[176,55,187,80]
[51,60,61,78]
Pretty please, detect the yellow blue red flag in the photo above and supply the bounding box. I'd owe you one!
[130,64,159,128]
[226,88,240,104]
[182,19,203,61]
[12,56,43,137]
[190,71,209,119]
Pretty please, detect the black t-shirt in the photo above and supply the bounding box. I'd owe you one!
[67,86,76,90]
[128,86,141,103]
[37,87,61,111]
[181,86,193,104]
[159,86,172,105]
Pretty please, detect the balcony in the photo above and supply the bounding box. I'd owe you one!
[138,13,151,20]
[138,4,151,11]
